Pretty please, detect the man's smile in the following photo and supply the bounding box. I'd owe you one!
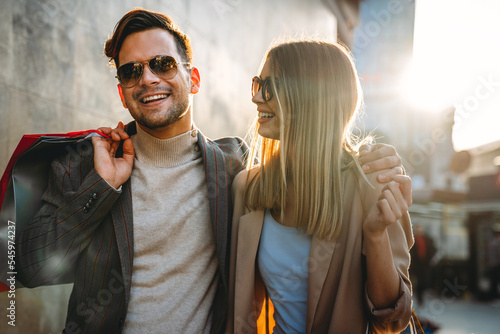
[140,94,170,104]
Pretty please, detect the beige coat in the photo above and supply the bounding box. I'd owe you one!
[227,167,414,334]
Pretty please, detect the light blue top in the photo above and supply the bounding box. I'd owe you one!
[257,209,312,334]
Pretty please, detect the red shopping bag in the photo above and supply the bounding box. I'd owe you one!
[0,130,108,292]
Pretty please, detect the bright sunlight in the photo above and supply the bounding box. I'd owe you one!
[404,0,500,151]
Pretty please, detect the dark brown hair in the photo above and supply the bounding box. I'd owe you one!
[104,8,193,67]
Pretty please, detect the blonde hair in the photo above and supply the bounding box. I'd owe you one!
[245,40,368,240]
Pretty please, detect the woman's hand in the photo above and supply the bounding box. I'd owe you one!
[363,175,412,238]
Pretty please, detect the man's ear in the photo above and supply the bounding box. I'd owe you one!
[190,67,201,94]
[117,84,128,109]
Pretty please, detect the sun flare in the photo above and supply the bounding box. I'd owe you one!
[404,0,500,150]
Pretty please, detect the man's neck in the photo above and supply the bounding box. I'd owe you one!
[138,114,193,140]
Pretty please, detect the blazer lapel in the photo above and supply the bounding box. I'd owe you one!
[306,235,337,333]
[110,180,134,305]
[234,210,265,321]
[197,131,231,286]
[306,172,358,333]
[106,122,137,305]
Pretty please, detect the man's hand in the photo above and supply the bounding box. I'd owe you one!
[92,121,134,189]
[359,143,404,183]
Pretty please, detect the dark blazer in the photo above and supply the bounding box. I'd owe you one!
[16,122,248,334]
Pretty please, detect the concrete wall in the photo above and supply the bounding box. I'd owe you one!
[0,0,336,174]
[0,0,336,332]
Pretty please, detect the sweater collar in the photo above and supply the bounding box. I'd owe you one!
[131,124,199,167]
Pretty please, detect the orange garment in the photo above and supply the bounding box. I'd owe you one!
[415,235,427,260]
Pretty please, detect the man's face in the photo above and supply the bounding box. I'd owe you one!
[117,28,199,138]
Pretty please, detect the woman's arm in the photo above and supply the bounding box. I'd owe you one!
[363,175,412,308]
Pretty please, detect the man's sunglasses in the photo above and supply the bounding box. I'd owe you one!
[252,76,275,102]
[116,55,190,88]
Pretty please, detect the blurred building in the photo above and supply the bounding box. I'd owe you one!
[322,0,362,47]
[352,0,500,300]
[352,0,415,150]
[351,0,473,296]
[460,141,500,297]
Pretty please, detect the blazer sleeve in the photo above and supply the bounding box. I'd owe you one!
[360,172,414,333]
[15,147,122,287]
[226,169,248,333]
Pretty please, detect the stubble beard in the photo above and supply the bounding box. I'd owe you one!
[133,100,189,130]
[129,88,190,131]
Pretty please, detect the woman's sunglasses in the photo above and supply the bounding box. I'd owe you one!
[252,76,275,102]
[116,55,190,88]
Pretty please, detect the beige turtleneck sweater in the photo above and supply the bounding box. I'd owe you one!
[122,125,217,334]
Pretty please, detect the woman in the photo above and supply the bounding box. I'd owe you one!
[227,40,414,333]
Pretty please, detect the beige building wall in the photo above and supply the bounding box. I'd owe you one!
[0,0,337,332]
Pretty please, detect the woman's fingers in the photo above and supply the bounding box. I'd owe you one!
[390,175,412,207]
[380,186,401,223]
[377,178,411,224]
[377,198,396,225]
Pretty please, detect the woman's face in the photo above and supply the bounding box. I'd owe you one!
[252,58,281,140]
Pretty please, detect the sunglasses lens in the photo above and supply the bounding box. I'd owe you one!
[251,76,274,101]
[117,63,143,87]
[262,80,271,101]
[150,56,177,79]
[117,56,182,88]
[251,77,261,97]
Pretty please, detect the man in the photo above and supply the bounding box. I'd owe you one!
[410,224,437,305]
[15,8,404,334]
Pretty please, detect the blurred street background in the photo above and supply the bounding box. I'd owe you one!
[1,0,500,333]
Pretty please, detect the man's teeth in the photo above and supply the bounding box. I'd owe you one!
[142,94,168,103]
[259,112,275,119]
